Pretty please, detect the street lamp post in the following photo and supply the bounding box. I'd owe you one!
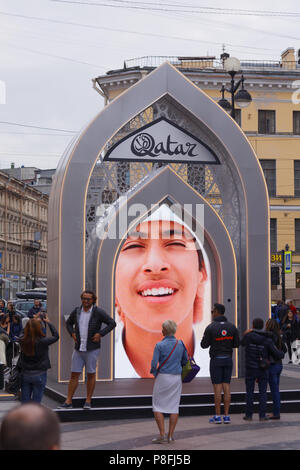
[218,56,252,120]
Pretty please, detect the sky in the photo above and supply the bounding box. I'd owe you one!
[0,0,300,170]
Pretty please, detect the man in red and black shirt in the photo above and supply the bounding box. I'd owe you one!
[201,303,240,424]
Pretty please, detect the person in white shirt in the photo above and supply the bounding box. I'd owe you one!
[61,291,116,409]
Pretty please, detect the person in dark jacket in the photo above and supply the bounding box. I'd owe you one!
[19,316,59,403]
[61,290,116,409]
[28,299,43,319]
[241,318,284,421]
[265,318,287,420]
[201,303,240,424]
[281,310,297,363]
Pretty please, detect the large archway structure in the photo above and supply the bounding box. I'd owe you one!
[48,62,270,382]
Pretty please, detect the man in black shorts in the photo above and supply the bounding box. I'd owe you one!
[201,303,240,424]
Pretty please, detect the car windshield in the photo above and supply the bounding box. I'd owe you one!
[16,301,46,312]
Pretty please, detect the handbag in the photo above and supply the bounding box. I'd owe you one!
[181,342,200,383]
[5,365,22,395]
[5,357,22,395]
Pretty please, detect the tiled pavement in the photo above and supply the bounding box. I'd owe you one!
[58,413,300,451]
[1,356,300,451]
[1,396,300,451]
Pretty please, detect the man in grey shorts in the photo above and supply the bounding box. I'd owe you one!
[60,290,116,409]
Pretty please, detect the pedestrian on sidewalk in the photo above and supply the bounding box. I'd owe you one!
[150,320,188,444]
[265,318,287,420]
[201,303,240,424]
[281,310,297,363]
[19,316,59,403]
[61,290,116,410]
[241,318,284,422]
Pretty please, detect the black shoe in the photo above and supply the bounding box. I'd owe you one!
[268,415,280,420]
[59,402,73,409]
[259,416,269,422]
[243,416,252,421]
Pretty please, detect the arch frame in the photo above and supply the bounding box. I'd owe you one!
[48,62,270,381]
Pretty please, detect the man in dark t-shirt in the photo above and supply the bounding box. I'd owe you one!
[201,303,240,424]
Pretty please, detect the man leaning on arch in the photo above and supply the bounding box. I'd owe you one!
[60,290,116,409]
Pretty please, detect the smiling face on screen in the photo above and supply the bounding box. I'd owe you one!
[115,219,206,333]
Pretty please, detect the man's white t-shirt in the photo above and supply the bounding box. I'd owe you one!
[79,306,93,352]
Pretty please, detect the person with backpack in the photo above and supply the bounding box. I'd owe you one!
[241,318,284,422]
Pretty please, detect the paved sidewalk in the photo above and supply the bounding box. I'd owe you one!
[58,413,300,451]
[1,355,300,451]
[1,397,300,451]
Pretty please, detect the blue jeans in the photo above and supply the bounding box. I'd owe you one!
[21,372,47,404]
[267,363,283,417]
[245,368,268,418]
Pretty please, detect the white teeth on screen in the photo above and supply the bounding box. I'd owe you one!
[140,287,174,296]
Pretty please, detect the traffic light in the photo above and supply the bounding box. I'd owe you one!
[271,266,280,285]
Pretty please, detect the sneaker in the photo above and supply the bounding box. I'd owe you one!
[167,436,175,443]
[152,436,166,444]
[243,415,252,421]
[83,402,92,410]
[209,415,222,424]
[223,415,231,424]
[59,402,73,409]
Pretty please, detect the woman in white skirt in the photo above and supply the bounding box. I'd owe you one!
[150,320,188,444]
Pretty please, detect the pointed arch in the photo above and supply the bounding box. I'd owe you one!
[48,62,269,381]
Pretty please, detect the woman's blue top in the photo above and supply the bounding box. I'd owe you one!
[150,335,188,377]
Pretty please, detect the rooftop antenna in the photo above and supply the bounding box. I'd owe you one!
[220,44,230,68]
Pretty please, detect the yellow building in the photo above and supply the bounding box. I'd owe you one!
[93,47,300,303]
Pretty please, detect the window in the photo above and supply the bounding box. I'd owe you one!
[258,110,276,134]
[270,219,277,253]
[295,219,300,252]
[296,273,300,289]
[294,161,300,197]
[293,111,300,135]
[260,159,276,197]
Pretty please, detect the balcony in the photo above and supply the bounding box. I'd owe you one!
[23,240,41,251]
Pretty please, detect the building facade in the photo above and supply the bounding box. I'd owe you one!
[0,170,48,299]
[2,165,56,196]
[93,47,300,303]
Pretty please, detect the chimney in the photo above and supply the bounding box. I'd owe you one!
[11,162,15,169]
[281,48,296,70]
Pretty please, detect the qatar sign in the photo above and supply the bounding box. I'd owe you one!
[104,117,220,164]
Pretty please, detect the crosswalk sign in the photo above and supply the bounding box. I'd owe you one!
[284,251,292,273]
